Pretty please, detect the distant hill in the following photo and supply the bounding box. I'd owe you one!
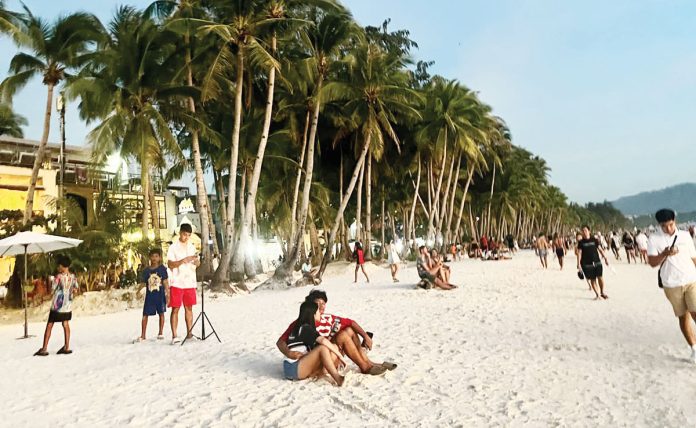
[612,183,696,216]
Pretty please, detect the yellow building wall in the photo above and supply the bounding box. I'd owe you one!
[0,167,58,284]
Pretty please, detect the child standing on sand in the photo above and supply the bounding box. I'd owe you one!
[134,248,169,342]
[353,241,370,283]
[34,255,79,356]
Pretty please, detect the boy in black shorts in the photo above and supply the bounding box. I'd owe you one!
[134,248,169,342]
[576,225,610,300]
[34,255,79,356]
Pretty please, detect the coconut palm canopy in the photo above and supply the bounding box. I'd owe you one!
[0,1,626,291]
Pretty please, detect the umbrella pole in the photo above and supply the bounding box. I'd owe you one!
[23,245,28,339]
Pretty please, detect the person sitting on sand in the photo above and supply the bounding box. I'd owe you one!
[282,301,347,386]
[34,255,79,356]
[430,248,451,283]
[277,290,392,376]
[417,246,456,290]
[301,258,320,285]
[352,241,370,283]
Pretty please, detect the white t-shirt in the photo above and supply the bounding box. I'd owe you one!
[167,240,198,289]
[635,233,649,250]
[647,230,696,288]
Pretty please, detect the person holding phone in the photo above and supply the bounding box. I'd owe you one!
[167,223,200,344]
[648,209,696,364]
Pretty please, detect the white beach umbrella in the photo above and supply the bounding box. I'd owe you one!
[0,231,83,338]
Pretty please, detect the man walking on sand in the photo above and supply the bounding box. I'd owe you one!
[635,229,649,264]
[536,233,549,269]
[577,225,610,300]
[167,223,200,344]
[648,209,696,364]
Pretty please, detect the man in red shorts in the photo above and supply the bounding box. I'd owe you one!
[167,223,199,344]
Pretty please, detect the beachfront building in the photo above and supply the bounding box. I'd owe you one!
[0,135,189,282]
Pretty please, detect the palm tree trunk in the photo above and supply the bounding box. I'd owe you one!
[185,41,213,274]
[408,155,422,250]
[438,150,457,232]
[289,110,310,241]
[140,143,150,239]
[453,167,476,245]
[468,204,477,242]
[355,159,364,243]
[230,35,278,282]
[365,153,372,259]
[213,167,227,241]
[427,140,447,242]
[269,73,325,286]
[318,135,371,278]
[485,163,496,237]
[380,194,385,259]
[148,172,161,242]
[444,154,462,245]
[23,83,55,224]
[213,48,244,290]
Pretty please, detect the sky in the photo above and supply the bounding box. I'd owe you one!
[1,0,695,203]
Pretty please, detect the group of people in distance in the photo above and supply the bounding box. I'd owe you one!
[277,289,396,386]
[607,230,650,264]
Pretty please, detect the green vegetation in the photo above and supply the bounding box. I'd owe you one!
[0,1,628,292]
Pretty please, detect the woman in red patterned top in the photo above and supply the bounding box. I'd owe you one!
[353,241,370,284]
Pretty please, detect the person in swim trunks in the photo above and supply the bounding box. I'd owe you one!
[577,225,610,300]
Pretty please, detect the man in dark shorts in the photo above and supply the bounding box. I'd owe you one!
[576,225,610,300]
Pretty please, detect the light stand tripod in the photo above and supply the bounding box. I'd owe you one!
[181,278,221,345]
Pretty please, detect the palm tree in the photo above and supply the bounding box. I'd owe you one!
[71,7,188,241]
[0,9,103,224]
[0,0,25,42]
[0,102,26,137]
[264,10,357,287]
[146,0,220,275]
[317,41,421,278]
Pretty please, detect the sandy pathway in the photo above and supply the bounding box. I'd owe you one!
[1,251,694,427]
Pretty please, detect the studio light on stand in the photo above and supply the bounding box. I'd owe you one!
[181,252,221,345]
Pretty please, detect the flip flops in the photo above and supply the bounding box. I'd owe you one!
[33,349,48,356]
[57,347,72,355]
[381,361,398,371]
[367,365,389,376]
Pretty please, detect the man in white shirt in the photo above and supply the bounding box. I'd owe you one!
[635,230,649,264]
[647,209,696,364]
[167,223,200,344]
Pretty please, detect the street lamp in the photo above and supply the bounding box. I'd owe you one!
[56,92,66,231]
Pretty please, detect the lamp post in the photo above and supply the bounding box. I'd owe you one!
[56,92,66,231]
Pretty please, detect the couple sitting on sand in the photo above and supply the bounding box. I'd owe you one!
[416,245,457,290]
[276,290,396,386]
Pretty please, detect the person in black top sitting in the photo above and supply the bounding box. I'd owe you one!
[282,301,347,386]
[576,225,610,300]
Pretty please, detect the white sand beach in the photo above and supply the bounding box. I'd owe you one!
[2,250,695,427]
